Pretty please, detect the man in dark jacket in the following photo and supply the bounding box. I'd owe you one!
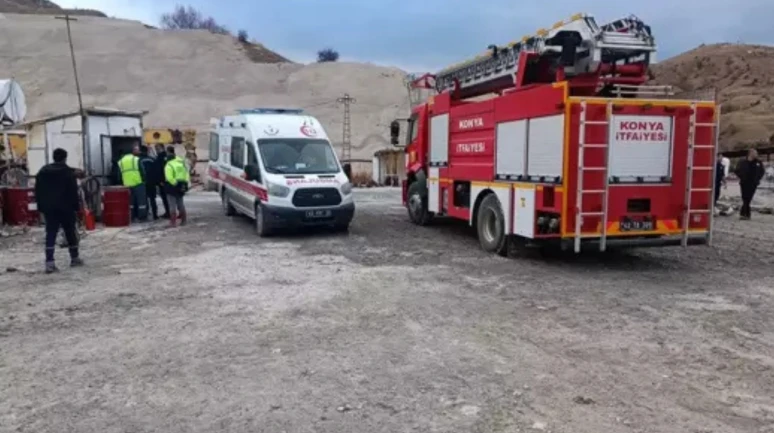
[734,148,765,220]
[152,144,170,219]
[34,148,84,273]
[139,145,161,220]
[714,152,726,207]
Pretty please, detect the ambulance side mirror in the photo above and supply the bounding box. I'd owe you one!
[389,120,400,146]
[244,164,261,183]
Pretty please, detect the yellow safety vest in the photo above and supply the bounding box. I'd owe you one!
[165,156,190,186]
[118,154,142,187]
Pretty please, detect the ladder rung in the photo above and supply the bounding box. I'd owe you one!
[693,166,713,170]
[690,188,712,192]
[583,144,607,148]
[582,167,606,171]
[689,209,710,214]
[580,212,604,216]
[582,190,605,194]
[694,123,716,127]
[583,121,608,125]
[692,145,714,149]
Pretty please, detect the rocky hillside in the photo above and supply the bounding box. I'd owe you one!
[650,43,774,151]
[0,0,105,17]
[0,13,410,159]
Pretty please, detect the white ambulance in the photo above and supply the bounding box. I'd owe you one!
[207,108,355,236]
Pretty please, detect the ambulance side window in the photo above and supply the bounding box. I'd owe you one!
[209,133,219,162]
[230,136,245,169]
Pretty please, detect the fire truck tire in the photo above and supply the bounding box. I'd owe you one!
[407,181,433,225]
[254,203,273,237]
[221,189,236,216]
[476,194,508,256]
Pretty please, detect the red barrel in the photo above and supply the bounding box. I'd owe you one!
[102,186,131,227]
[2,187,39,226]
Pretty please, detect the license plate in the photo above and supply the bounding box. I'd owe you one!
[305,209,332,219]
[620,218,655,232]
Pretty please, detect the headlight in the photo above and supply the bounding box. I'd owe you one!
[340,181,353,195]
[266,181,290,198]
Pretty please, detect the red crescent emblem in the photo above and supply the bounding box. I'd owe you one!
[300,125,316,137]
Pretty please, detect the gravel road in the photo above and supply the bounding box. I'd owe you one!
[1,188,773,433]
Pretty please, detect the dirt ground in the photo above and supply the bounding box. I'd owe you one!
[1,188,773,433]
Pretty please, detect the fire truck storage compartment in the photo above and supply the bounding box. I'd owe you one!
[495,119,527,178]
[526,114,565,182]
[607,114,673,182]
[429,114,449,165]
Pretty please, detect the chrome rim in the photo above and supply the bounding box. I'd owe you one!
[482,208,499,244]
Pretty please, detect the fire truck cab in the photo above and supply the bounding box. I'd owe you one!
[392,13,719,255]
[208,108,355,236]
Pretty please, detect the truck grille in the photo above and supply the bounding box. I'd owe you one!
[292,188,342,207]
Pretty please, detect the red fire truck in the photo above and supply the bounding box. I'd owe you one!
[390,13,720,255]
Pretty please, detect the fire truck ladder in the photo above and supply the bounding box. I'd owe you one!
[574,100,613,253]
[682,103,719,247]
[433,13,656,97]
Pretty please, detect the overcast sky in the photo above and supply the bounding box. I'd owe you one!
[58,0,774,72]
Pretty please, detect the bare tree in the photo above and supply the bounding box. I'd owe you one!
[317,48,340,63]
[160,5,230,35]
[237,29,249,43]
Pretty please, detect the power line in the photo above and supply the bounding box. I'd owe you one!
[336,93,356,161]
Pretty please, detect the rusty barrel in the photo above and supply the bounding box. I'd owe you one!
[2,187,39,226]
[102,186,131,227]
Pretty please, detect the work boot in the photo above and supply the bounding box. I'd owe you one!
[45,262,59,274]
[179,211,187,226]
[71,257,84,267]
[169,212,177,228]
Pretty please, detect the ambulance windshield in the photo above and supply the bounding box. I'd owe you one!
[258,138,340,174]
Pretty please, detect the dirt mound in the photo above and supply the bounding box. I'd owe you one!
[0,13,409,160]
[650,43,774,151]
[0,0,105,17]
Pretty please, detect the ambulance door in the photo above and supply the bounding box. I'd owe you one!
[245,139,263,193]
[227,133,252,213]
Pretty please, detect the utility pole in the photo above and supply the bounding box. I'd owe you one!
[55,14,89,172]
[336,93,356,162]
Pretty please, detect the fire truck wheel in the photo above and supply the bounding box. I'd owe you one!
[254,203,273,237]
[221,190,236,216]
[407,181,433,225]
[476,194,508,256]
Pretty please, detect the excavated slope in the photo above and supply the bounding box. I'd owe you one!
[650,43,774,151]
[0,13,411,159]
[0,0,105,17]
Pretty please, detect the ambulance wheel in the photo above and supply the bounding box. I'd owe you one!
[221,190,236,216]
[476,194,508,257]
[254,203,272,237]
[407,181,433,226]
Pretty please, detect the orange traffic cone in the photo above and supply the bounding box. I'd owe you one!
[83,208,96,231]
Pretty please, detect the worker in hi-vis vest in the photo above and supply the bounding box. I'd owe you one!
[118,145,149,222]
[163,145,191,227]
